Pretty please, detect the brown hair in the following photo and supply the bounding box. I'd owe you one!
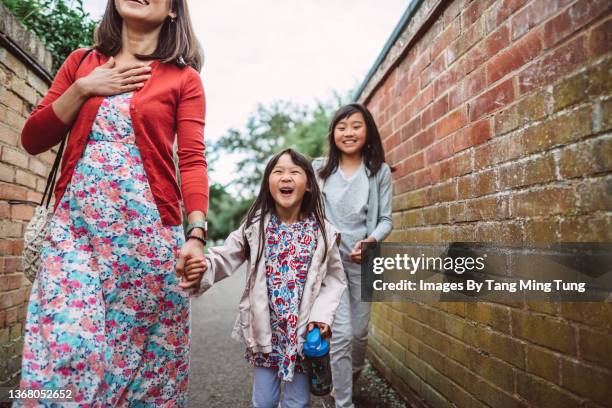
[318,103,395,180]
[243,149,328,271]
[94,0,203,72]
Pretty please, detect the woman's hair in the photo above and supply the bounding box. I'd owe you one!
[94,0,203,71]
[318,102,394,180]
[243,148,328,269]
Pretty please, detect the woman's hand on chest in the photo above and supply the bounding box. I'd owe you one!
[76,57,152,97]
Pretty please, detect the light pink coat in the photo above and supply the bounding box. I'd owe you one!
[195,214,347,354]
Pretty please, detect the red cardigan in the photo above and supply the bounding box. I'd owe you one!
[21,48,208,226]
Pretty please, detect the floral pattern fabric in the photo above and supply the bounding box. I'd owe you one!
[15,92,190,407]
[246,214,318,382]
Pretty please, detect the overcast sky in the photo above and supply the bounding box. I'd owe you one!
[82,0,409,184]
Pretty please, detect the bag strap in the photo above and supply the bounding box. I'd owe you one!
[10,48,94,208]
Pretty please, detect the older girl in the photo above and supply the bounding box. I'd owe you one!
[313,103,393,408]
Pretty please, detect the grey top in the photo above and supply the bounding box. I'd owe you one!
[312,157,393,244]
[322,161,369,256]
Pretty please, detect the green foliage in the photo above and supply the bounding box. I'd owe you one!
[1,0,98,72]
[206,184,252,242]
[209,94,347,233]
[214,97,343,197]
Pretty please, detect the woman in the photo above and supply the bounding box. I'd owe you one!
[16,0,208,405]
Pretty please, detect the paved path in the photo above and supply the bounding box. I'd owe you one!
[188,266,410,407]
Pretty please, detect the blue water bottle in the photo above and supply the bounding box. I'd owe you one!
[303,327,333,396]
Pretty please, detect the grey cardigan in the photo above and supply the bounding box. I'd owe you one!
[312,158,393,242]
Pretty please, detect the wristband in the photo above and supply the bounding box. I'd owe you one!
[187,235,207,246]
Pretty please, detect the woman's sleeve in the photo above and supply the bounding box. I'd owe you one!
[370,164,394,242]
[21,48,88,155]
[309,233,347,326]
[177,68,209,216]
[192,225,247,297]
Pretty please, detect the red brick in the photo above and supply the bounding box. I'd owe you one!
[465,67,486,100]
[0,182,27,200]
[14,169,38,189]
[516,371,582,408]
[543,0,609,49]
[511,186,577,217]
[0,123,19,146]
[448,18,485,63]
[399,115,421,143]
[397,152,424,178]
[448,81,465,110]
[453,119,491,153]
[10,204,34,221]
[485,0,529,30]
[487,28,542,84]
[558,215,611,242]
[526,344,561,384]
[518,35,588,95]
[431,18,460,61]
[433,63,462,96]
[469,79,515,121]
[521,105,591,155]
[413,168,432,189]
[579,327,612,371]
[561,359,612,406]
[421,53,446,89]
[498,153,556,189]
[1,147,28,168]
[435,108,467,140]
[474,132,523,170]
[558,138,612,179]
[511,0,572,40]
[588,18,612,58]
[462,0,494,29]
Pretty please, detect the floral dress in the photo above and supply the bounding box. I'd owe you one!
[16,92,190,407]
[246,214,318,382]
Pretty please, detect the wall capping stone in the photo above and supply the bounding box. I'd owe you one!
[0,3,53,84]
[355,0,446,104]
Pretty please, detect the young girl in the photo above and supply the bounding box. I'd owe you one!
[312,103,393,408]
[180,149,347,408]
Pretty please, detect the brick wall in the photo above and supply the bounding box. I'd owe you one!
[358,0,612,407]
[0,4,54,386]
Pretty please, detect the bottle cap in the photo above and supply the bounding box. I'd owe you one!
[304,327,329,357]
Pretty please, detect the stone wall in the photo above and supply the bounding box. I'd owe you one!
[358,0,611,407]
[0,3,54,386]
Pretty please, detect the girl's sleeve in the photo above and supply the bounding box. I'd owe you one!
[21,48,89,155]
[192,224,247,297]
[309,233,347,326]
[177,67,209,216]
[371,164,393,242]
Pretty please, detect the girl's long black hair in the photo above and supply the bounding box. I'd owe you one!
[243,149,328,270]
[318,103,394,180]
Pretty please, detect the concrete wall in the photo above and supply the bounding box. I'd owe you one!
[0,3,54,386]
[358,0,611,407]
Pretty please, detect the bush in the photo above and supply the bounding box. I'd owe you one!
[1,0,98,72]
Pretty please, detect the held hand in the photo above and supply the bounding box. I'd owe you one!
[176,239,207,291]
[307,322,331,338]
[76,57,152,97]
[349,237,376,264]
[178,257,207,290]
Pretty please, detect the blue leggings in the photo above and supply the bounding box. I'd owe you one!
[252,367,310,408]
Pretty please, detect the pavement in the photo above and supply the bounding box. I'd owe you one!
[188,267,411,408]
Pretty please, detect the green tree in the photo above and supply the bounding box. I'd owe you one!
[215,101,300,196]
[2,0,98,72]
